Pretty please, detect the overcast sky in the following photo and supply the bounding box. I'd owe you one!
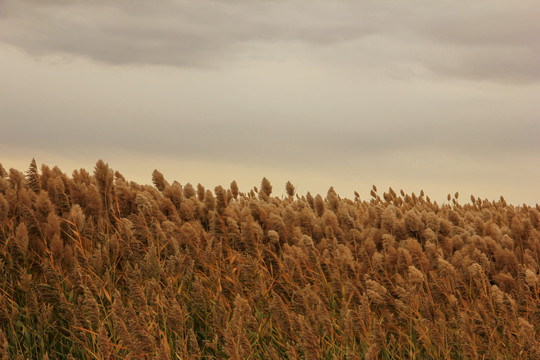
[1,0,539,204]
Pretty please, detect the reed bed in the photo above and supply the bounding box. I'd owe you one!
[0,159,538,359]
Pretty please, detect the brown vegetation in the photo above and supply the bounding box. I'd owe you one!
[0,160,538,359]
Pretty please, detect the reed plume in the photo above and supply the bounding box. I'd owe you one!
[26,158,41,194]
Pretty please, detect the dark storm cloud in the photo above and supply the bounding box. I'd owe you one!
[1,0,539,82]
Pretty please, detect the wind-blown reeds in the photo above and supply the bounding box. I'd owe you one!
[0,159,538,359]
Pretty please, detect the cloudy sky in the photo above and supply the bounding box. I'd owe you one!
[1,0,539,204]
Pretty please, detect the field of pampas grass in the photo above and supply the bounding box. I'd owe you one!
[0,159,539,359]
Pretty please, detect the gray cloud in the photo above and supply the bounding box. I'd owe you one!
[0,0,381,66]
[2,96,537,171]
[1,0,539,82]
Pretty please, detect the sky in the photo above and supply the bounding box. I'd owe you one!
[1,0,539,204]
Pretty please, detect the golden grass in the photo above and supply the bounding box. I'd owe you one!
[0,160,538,359]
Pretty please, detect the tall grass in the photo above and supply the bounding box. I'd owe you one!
[0,160,538,359]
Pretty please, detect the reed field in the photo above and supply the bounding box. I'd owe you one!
[0,159,538,359]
